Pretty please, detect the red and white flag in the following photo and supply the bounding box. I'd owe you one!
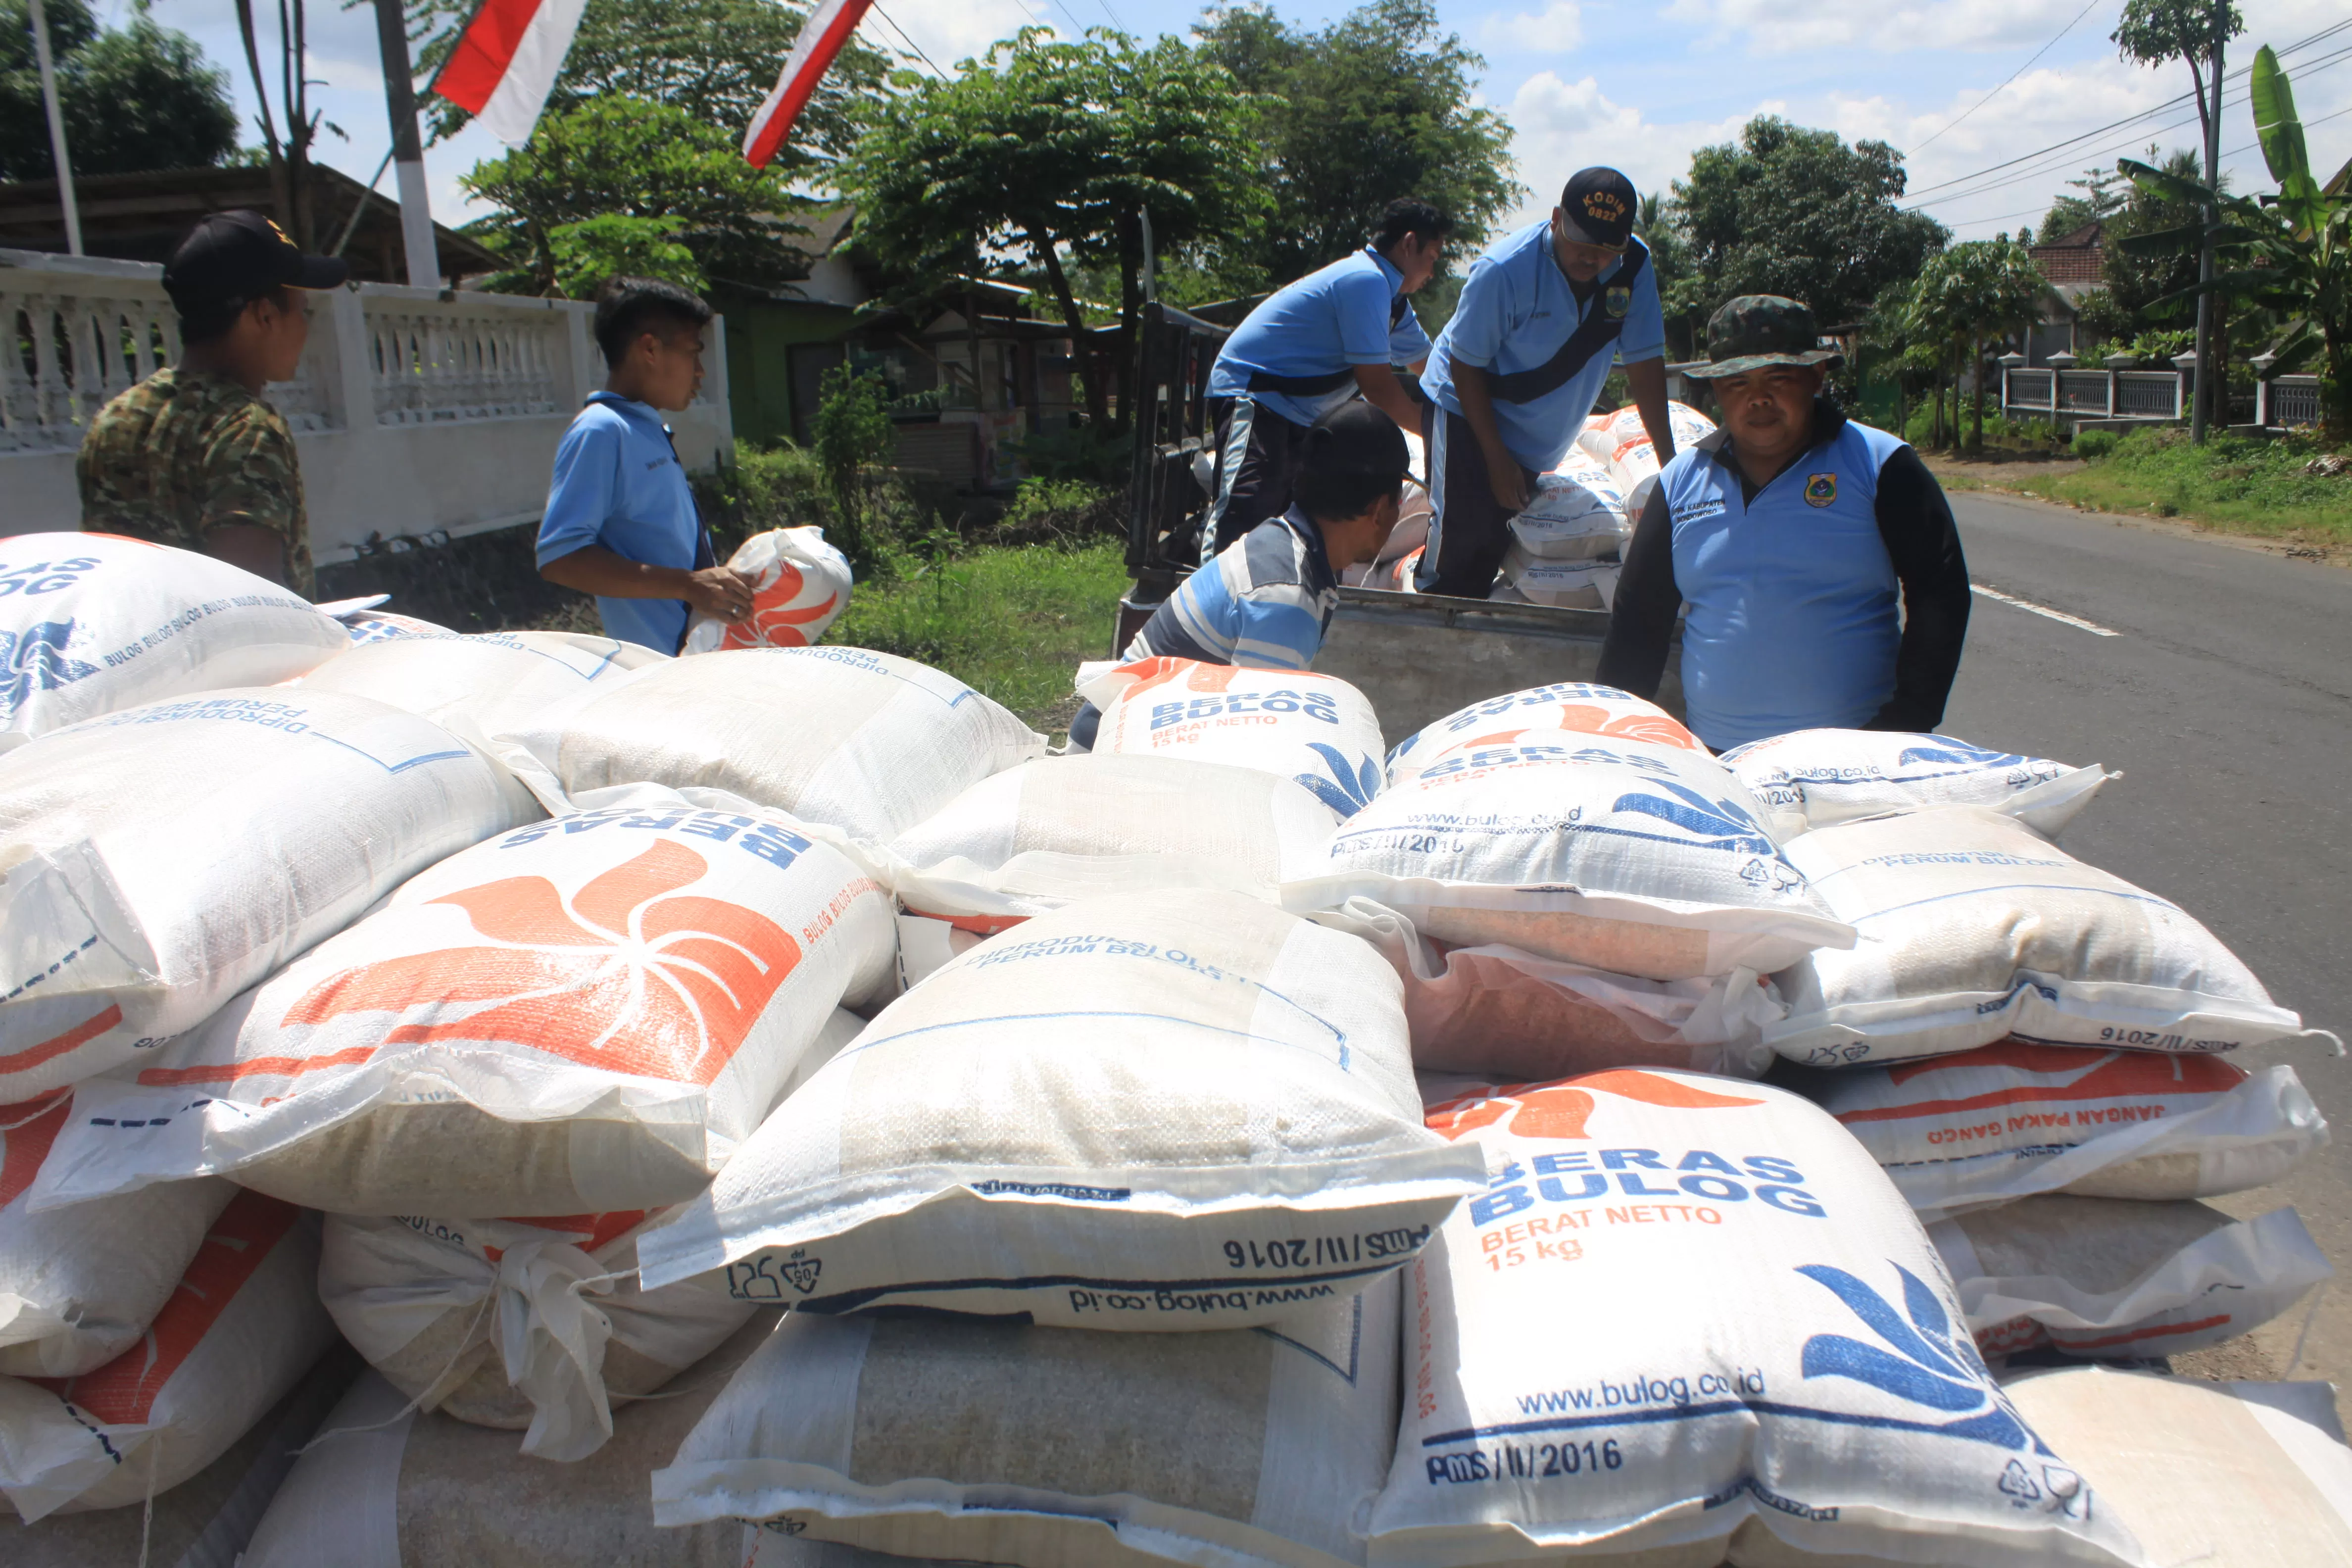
[743,0,876,169]
[432,0,591,146]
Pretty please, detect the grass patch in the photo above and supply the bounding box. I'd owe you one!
[831,541,1129,736]
[1954,429,2352,545]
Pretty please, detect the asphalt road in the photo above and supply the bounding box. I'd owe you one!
[1935,490,2352,1407]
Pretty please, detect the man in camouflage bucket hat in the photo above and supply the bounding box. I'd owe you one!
[75,211,348,593]
[1598,294,1971,751]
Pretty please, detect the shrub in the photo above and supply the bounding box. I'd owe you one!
[2070,428,2120,460]
[991,478,1123,545]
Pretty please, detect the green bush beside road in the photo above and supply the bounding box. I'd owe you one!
[1940,428,2352,547]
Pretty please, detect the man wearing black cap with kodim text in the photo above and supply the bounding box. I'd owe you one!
[1597,295,1970,752]
[1417,167,1676,599]
[1070,403,1410,749]
[76,211,349,593]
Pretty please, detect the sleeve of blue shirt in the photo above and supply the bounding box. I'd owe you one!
[1614,261,1668,365]
[1438,254,1512,370]
[1390,308,1432,365]
[535,411,624,568]
[1336,268,1398,366]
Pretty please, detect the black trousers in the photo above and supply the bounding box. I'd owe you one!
[1201,396,1312,557]
[1419,406,1539,599]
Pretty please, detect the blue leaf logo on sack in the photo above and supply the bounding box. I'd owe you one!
[1296,742,1381,817]
[1796,1261,2045,1455]
[1604,782,1801,894]
[0,622,100,719]
[1894,741,2027,771]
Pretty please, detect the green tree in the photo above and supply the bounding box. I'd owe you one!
[1192,0,1521,297]
[547,214,707,299]
[837,27,1266,432]
[0,0,238,180]
[460,96,807,296]
[1670,116,1950,332]
[2039,165,2129,242]
[2121,47,2352,438]
[1908,241,2050,450]
[1636,191,1707,361]
[813,364,897,572]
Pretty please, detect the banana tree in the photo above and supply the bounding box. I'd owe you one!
[2119,45,2351,439]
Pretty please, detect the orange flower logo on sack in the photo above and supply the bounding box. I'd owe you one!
[720,559,839,650]
[1426,1071,1763,1141]
[285,840,800,1084]
[1120,657,1245,701]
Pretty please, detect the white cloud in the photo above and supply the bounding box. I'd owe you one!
[1666,0,2112,56]
[1501,74,1770,227]
[1480,1,1585,56]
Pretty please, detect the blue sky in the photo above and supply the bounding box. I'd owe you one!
[143,0,2352,250]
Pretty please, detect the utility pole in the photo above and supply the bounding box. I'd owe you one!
[372,0,442,290]
[2190,2,2224,444]
[27,0,83,256]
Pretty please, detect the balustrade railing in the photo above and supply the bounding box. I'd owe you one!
[2115,372,2183,419]
[367,304,565,426]
[2058,371,2112,414]
[2003,368,2055,410]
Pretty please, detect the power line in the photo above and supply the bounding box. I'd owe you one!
[1907,0,2107,158]
[1093,0,1128,32]
[868,1,950,77]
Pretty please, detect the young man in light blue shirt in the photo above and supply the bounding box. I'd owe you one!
[1199,199,1452,555]
[1418,167,1677,599]
[537,277,753,652]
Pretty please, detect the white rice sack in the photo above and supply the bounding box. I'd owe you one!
[0,1193,335,1522]
[1290,735,1851,982]
[1373,1071,2140,1567]
[1805,1041,2329,1217]
[297,629,665,746]
[655,1279,1400,1568]
[684,527,854,654]
[0,688,538,1100]
[320,1209,756,1461]
[1931,1195,2330,1361]
[500,646,1045,842]
[1508,472,1628,561]
[1577,401,1716,521]
[2002,1367,2352,1566]
[1385,681,1707,786]
[1314,898,1780,1081]
[1769,807,2304,1067]
[243,1314,781,1568]
[1376,480,1433,564]
[1498,546,1617,610]
[638,888,1479,1327]
[33,802,896,1216]
[1078,658,1388,818]
[1721,727,2118,839]
[341,608,453,643]
[888,753,1340,927]
[0,1090,235,1377]
[0,533,347,741]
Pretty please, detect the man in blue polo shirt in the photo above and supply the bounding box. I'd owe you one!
[537,277,753,651]
[1199,199,1452,555]
[1419,167,1676,598]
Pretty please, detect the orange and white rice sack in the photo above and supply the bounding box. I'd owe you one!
[1078,658,1388,818]
[0,1092,235,1377]
[320,1208,758,1461]
[637,888,1481,1328]
[1769,807,2305,1068]
[297,629,666,746]
[1380,479,1434,565]
[886,753,1341,984]
[1292,728,1850,984]
[1720,727,2118,840]
[0,533,348,742]
[1507,465,1627,562]
[1383,681,1706,787]
[1372,1071,2139,1567]
[653,1280,1400,1567]
[498,646,1045,844]
[0,1192,334,1521]
[1575,399,1717,521]
[1313,899,1782,1081]
[1808,1041,2329,1218]
[684,527,854,654]
[32,803,896,1217]
[1929,1194,2330,1362]
[0,689,537,1101]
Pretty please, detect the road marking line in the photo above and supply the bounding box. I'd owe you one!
[1970,584,2120,637]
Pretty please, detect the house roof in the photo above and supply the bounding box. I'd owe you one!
[0,164,502,282]
[2029,219,2107,286]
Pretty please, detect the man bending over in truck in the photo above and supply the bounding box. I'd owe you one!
[1071,403,1409,750]
[1597,294,1970,752]
[1198,198,1451,555]
[537,277,754,652]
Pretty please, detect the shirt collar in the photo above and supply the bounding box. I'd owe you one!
[587,390,666,427]
[1280,505,1339,593]
[1363,246,1405,294]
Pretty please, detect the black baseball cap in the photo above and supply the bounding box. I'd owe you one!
[1304,402,1410,478]
[162,210,348,322]
[1557,167,1638,250]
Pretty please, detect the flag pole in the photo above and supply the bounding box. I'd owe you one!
[27,0,83,256]
[372,0,443,290]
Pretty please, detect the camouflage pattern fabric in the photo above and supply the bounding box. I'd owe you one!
[75,368,314,595]
[1686,294,1845,380]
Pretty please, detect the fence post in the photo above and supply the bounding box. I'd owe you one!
[2170,351,2198,421]
[2250,351,2275,429]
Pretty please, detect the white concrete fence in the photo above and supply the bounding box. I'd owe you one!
[2000,348,2323,429]
[0,249,733,564]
